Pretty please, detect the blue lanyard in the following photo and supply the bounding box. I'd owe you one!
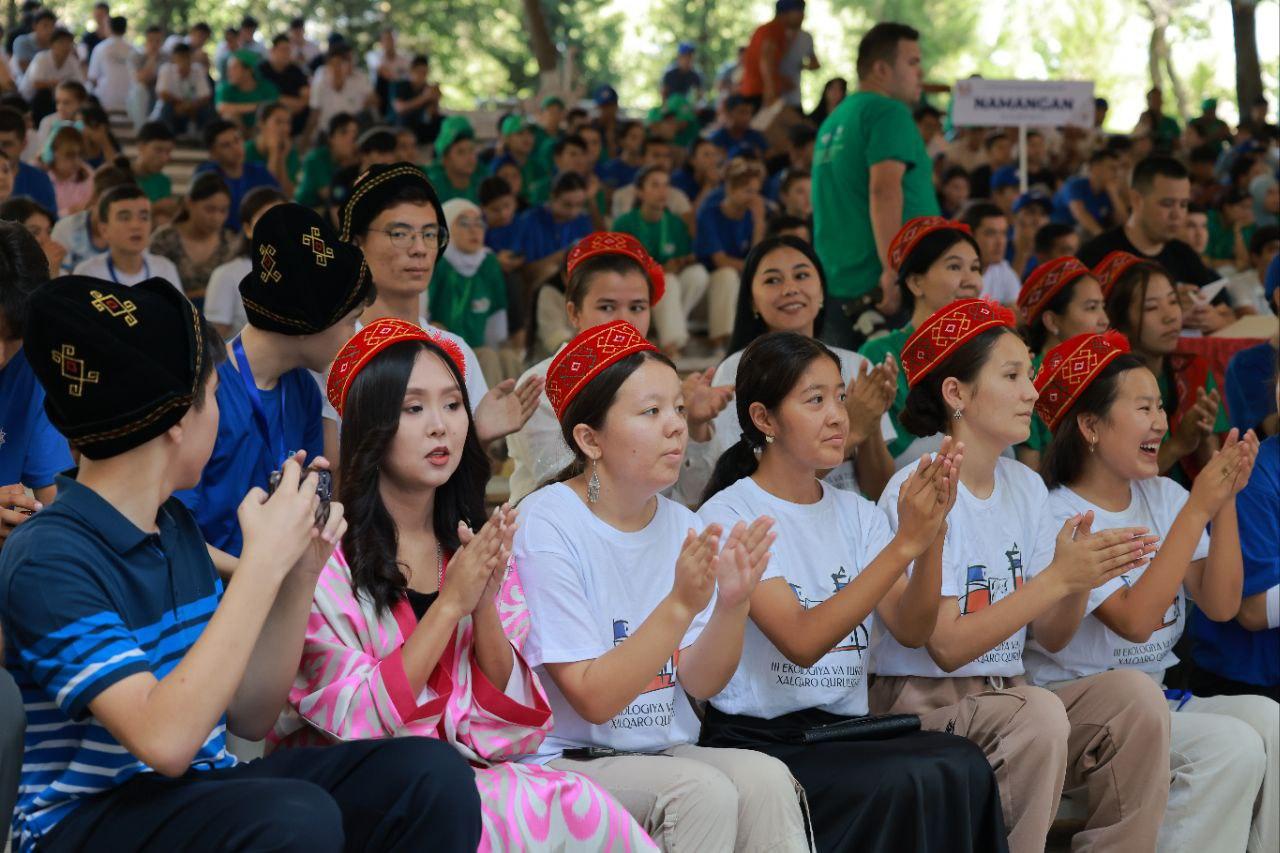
[106,254,149,284]
[231,337,288,466]
[1163,688,1193,711]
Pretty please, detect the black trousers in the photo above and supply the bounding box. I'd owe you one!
[41,738,482,853]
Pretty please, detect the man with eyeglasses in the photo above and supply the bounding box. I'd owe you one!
[195,119,279,231]
[339,163,542,451]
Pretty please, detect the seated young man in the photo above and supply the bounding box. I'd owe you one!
[177,203,369,563]
[0,222,71,546]
[423,115,483,204]
[72,185,183,292]
[0,274,481,853]
[961,200,1020,306]
[195,120,280,232]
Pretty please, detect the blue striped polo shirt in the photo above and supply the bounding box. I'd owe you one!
[0,474,236,852]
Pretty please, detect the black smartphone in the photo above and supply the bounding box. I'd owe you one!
[267,467,332,528]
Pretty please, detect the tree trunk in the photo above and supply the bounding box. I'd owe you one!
[1163,46,1189,123]
[521,0,558,73]
[1232,0,1262,121]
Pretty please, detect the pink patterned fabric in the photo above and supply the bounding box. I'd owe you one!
[270,546,656,852]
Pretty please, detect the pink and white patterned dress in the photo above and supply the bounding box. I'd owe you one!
[269,546,656,852]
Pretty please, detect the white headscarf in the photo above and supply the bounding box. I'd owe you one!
[441,198,489,277]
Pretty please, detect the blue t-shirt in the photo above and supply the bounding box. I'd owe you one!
[697,185,727,218]
[14,162,58,220]
[708,126,769,157]
[1052,176,1113,227]
[599,157,639,190]
[1224,341,1277,433]
[194,161,280,231]
[695,202,754,266]
[0,476,236,852]
[175,359,323,556]
[485,219,522,255]
[1190,436,1280,688]
[0,349,72,490]
[514,205,591,264]
[670,168,700,201]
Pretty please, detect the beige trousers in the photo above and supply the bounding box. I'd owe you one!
[707,268,741,342]
[550,742,810,852]
[871,669,1169,853]
[652,265,710,350]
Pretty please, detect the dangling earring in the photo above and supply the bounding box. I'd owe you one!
[1089,438,1096,454]
[587,458,601,503]
[953,408,963,420]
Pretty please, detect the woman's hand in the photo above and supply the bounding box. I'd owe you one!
[895,438,963,555]
[714,517,775,609]
[1189,429,1260,517]
[1170,386,1220,456]
[670,525,722,618]
[845,358,896,449]
[1047,512,1159,596]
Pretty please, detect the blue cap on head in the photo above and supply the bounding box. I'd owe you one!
[593,84,618,106]
[992,166,1021,191]
[677,42,695,56]
[1265,255,1280,304]
[1013,190,1052,213]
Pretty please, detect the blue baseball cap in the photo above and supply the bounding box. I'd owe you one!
[992,166,1021,191]
[677,42,696,56]
[1013,191,1053,214]
[593,84,618,106]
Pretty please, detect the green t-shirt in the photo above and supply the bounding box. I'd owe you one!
[611,209,693,264]
[136,170,171,202]
[1205,209,1255,264]
[295,146,335,208]
[1158,367,1229,486]
[424,163,483,205]
[1023,352,1052,452]
[859,325,916,459]
[245,139,301,186]
[813,91,939,300]
[428,253,508,348]
[214,79,280,129]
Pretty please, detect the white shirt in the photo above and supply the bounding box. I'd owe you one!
[74,251,184,292]
[154,61,211,103]
[203,256,251,337]
[982,261,1022,307]
[872,457,1055,678]
[699,476,891,719]
[514,483,713,761]
[365,48,410,82]
[309,66,374,138]
[20,50,85,101]
[86,35,137,111]
[505,349,715,506]
[1024,478,1210,684]
[710,345,896,496]
[290,37,321,68]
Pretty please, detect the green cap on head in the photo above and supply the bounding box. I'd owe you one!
[500,114,531,137]
[540,94,565,110]
[434,115,476,157]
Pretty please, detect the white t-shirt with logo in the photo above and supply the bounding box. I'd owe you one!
[699,476,892,719]
[710,345,896,496]
[872,456,1055,678]
[1025,477,1210,684]
[514,483,713,761]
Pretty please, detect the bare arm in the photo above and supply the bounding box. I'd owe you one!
[1068,199,1104,238]
[1236,588,1276,631]
[869,160,906,307]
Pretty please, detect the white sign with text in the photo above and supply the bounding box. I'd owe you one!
[952,79,1096,128]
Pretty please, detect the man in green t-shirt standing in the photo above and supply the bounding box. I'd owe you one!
[811,22,937,348]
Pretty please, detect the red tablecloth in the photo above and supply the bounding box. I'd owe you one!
[1176,335,1267,420]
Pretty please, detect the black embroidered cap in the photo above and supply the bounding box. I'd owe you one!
[24,276,205,459]
[239,203,373,335]
[337,162,448,249]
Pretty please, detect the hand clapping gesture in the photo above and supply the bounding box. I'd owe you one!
[713,517,776,609]
[441,507,515,619]
[1049,512,1160,595]
[895,438,963,555]
[845,357,897,448]
[475,374,544,443]
[670,525,724,618]
[1188,428,1260,517]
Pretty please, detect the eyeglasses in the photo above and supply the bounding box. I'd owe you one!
[371,226,448,250]
[453,216,485,230]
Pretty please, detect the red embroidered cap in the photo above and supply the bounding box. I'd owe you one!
[1092,251,1145,298]
[901,298,1017,388]
[887,217,971,273]
[1033,330,1132,430]
[327,318,467,417]
[545,320,658,420]
[1016,256,1093,325]
[567,232,666,305]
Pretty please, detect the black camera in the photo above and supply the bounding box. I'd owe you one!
[267,467,332,528]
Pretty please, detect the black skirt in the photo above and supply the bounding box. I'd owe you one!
[700,705,1008,853]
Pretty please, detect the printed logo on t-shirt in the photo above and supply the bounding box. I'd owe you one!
[1118,573,1180,630]
[771,568,868,691]
[611,619,680,731]
[470,298,491,314]
[613,619,678,693]
[960,545,1025,615]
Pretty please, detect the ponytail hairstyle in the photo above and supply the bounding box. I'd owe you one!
[337,339,489,614]
[1039,352,1147,488]
[540,348,677,489]
[900,325,1017,437]
[1103,259,1179,418]
[700,331,841,505]
[897,227,981,316]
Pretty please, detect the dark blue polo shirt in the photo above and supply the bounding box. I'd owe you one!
[0,348,72,490]
[0,475,235,852]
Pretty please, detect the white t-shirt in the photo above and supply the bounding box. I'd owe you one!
[699,476,891,719]
[872,456,1055,678]
[982,261,1022,308]
[74,251,184,292]
[710,345,896,496]
[514,483,713,760]
[154,61,212,103]
[1024,477,1210,684]
[20,50,85,101]
[87,35,137,111]
[309,66,374,137]
[365,49,410,82]
[203,256,251,337]
[505,349,715,506]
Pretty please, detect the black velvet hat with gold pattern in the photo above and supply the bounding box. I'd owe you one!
[24,276,205,459]
[239,203,372,335]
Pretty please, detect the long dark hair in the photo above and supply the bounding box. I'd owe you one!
[338,340,489,614]
[1024,277,1087,355]
[727,235,828,355]
[898,228,981,317]
[701,332,841,505]
[540,348,677,488]
[900,326,1016,437]
[1040,354,1147,488]
[1104,260,1180,419]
